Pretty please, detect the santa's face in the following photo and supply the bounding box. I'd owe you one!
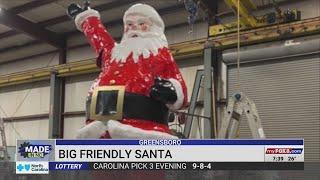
[124,14,152,38]
[111,14,168,63]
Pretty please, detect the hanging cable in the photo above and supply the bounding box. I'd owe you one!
[235,0,242,137]
[236,0,241,91]
[180,0,199,33]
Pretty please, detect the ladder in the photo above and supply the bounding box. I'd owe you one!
[0,117,9,161]
[183,68,217,139]
[183,69,204,138]
[218,92,266,139]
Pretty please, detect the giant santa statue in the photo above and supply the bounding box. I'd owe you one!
[68,3,187,139]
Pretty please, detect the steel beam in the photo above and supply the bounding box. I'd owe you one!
[0,30,18,39]
[0,40,41,54]
[48,71,64,138]
[8,0,56,14]
[203,43,215,138]
[216,57,227,132]
[3,114,49,122]
[2,111,85,122]
[212,47,223,137]
[59,48,66,138]
[0,8,65,48]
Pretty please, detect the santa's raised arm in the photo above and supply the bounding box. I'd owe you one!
[68,3,187,139]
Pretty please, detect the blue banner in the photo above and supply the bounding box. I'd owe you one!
[56,139,304,145]
[49,162,89,170]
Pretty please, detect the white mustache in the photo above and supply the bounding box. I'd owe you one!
[126,31,142,37]
[125,31,158,38]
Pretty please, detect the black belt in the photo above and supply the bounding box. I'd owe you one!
[88,87,169,124]
[123,93,169,124]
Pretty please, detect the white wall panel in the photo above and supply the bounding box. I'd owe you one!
[63,117,86,139]
[0,52,59,75]
[65,73,98,112]
[0,81,50,117]
[67,46,96,62]
[4,119,49,146]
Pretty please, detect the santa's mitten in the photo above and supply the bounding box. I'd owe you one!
[76,121,107,139]
[68,4,100,31]
[150,77,177,104]
[67,3,84,19]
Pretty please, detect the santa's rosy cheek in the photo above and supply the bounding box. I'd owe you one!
[141,25,149,32]
[124,27,129,33]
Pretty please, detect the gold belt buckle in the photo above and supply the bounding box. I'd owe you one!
[90,86,125,121]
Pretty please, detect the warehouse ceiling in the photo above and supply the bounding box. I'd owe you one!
[0,0,299,65]
[0,0,193,64]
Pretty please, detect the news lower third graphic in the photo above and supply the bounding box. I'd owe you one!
[16,139,304,174]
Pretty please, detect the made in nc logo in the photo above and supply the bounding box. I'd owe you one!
[18,142,52,158]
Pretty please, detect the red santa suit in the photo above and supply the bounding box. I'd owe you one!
[75,4,187,139]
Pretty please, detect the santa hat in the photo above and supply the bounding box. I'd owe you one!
[123,3,165,32]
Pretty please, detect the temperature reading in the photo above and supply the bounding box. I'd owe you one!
[288,156,296,161]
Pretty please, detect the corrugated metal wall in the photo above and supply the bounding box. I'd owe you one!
[227,54,320,162]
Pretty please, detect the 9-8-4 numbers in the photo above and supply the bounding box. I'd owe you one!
[192,162,212,170]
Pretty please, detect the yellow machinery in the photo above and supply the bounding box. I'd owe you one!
[210,0,301,36]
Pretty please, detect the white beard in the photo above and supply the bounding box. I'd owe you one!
[111,30,168,63]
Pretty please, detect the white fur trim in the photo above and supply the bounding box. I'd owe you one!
[166,78,184,110]
[75,9,100,31]
[107,120,178,139]
[124,3,164,31]
[76,121,107,139]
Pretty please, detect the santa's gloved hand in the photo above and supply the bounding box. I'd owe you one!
[150,77,177,104]
[67,3,84,19]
